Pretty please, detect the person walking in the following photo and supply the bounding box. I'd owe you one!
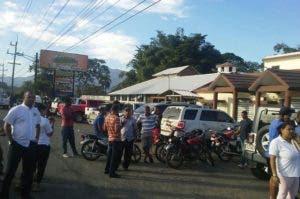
[120,107,137,170]
[236,111,252,168]
[0,91,41,199]
[137,106,157,163]
[104,104,122,178]
[269,122,300,199]
[32,104,54,192]
[60,97,78,158]
[93,106,107,139]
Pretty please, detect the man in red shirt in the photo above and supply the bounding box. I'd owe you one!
[61,97,78,158]
[103,104,122,178]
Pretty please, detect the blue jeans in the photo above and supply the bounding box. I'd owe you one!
[105,141,122,176]
[61,126,78,155]
[240,139,246,165]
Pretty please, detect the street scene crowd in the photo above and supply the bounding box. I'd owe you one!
[0,91,300,199]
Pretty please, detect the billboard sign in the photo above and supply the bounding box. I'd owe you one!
[54,70,74,96]
[40,50,88,72]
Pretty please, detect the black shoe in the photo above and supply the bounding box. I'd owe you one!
[104,170,109,174]
[149,156,154,163]
[109,173,121,178]
[144,159,149,164]
[123,167,128,171]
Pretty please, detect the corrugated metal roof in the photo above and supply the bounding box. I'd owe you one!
[152,65,190,77]
[169,90,199,97]
[109,73,219,95]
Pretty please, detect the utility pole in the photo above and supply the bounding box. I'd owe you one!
[7,40,21,96]
[34,52,38,85]
[0,62,8,92]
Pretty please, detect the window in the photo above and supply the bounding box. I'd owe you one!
[200,110,217,121]
[217,112,234,123]
[163,107,182,119]
[183,109,198,120]
[221,67,224,72]
[229,67,232,72]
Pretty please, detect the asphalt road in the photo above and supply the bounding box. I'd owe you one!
[0,111,268,199]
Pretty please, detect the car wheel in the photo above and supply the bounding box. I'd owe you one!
[250,163,270,181]
[256,125,270,156]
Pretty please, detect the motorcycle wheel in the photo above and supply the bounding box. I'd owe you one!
[166,149,183,169]
[215,145,232,162]
[155,143,167,163]
[131,144,141,163]
[199,148,215,167]
[81,140,102,161]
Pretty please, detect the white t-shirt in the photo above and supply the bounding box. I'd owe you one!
[38,116,53,146]
[269,136,300,177]
[4,103,41,147]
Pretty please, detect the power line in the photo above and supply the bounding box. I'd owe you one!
[23,0,56,50]
[45,0,101,49]
[29,0,71,49]
[65,0,149,51]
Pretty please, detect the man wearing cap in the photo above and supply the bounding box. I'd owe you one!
[93,106,107,139]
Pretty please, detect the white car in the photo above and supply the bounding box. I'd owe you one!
[160,106,236,137]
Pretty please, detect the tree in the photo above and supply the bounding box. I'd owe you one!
[123,28,222,84]
[273,43,300,54]
[221,53,263,72]
[76,59,111,95]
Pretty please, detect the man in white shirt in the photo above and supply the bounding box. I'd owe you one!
[0,91,41,199]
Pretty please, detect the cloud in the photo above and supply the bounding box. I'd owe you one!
[4,1,18,9]
[87,32,138,64]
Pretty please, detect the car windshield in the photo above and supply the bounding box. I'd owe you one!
[162,106,182,119]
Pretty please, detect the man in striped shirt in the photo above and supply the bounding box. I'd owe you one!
[137,106,157,163]
[103,104,122,178]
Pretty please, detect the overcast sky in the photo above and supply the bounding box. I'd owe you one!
[0,0,299,78]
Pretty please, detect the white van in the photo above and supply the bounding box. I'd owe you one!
[160,106,236,136]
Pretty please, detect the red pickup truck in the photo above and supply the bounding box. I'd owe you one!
[58,98,104,123]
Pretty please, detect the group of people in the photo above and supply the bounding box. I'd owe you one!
[94,104,159,178]
[266,107,300,199]
[0,91,54,199]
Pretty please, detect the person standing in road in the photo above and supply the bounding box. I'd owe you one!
[137,106,157,163]
[265,106,293,199]
[269,122,300,199]
[103,104,122,178]
[32,104,54,192]
[0,91,41,199]
[294,111,300,136]
[93,106,107,139]
[120,107,137,170]
[236,111,252,168]
[61,97,78,158]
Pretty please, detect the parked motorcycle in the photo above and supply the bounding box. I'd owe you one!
[80,134,142,163]
[165,129,214,169]
[210,127,242,161]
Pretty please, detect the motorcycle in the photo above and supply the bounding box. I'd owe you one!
[80,134,142,163]
[165,129,214,169]
[210,127,242,161]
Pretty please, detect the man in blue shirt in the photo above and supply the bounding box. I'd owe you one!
[93,106,107,139]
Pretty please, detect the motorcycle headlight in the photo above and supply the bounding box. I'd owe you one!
[168,138,172,142]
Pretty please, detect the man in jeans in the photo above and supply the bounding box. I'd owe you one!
[104,105,122,178]
[120,107,137,170]
[61,97,78,158]
[0,91,41,199]
[236,110,252,168]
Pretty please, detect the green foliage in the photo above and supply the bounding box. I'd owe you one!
[221,53,263,72]
[273,43,300,54]
[123,28,222,84]
[75,59,111,95]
